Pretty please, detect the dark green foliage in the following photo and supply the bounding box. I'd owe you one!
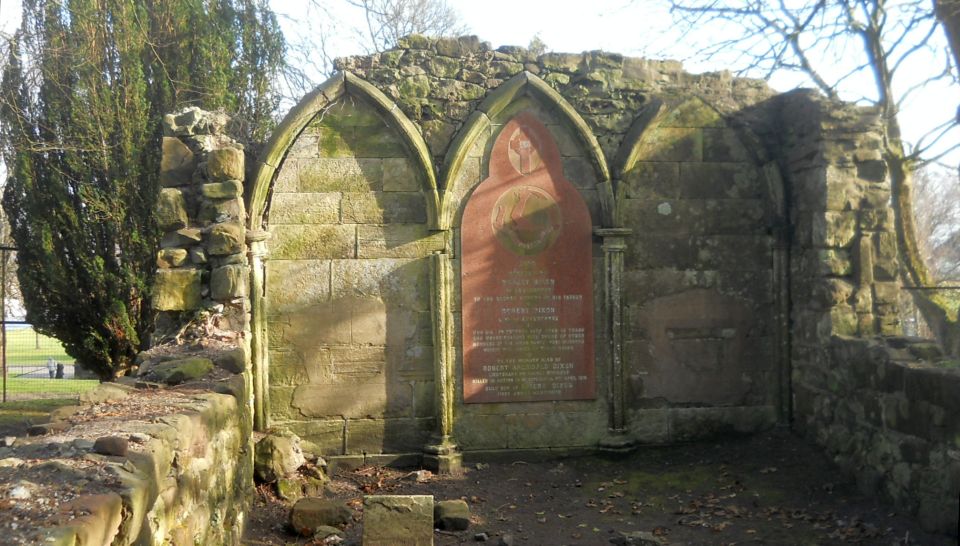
[0,0,285,380]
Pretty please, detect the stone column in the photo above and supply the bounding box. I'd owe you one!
[247,229,270,431]
[595,227,632,449]
[423,250,462,474]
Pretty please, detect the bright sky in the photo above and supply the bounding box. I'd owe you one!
[1,0,958,161]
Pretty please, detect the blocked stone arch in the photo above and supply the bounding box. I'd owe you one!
[434,71,619,451]
[248,72,440,230]
[245,71,445,454]
[613,95,791,437]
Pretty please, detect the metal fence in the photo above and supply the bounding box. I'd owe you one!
[1,245,99,402]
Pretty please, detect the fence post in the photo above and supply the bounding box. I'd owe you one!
[2,247,7,403]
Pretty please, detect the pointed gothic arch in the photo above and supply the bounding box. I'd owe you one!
[438,71,615,229]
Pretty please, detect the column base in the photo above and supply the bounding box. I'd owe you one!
[423,439,463,474]
[598,431,635,454]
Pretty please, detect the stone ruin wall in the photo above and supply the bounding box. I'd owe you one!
[257,37,791,461]
[147,36,960,534]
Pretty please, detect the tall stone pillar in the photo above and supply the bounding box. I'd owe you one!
[595,227,632,449]
[423,250,462,473]
[247,229,270,431]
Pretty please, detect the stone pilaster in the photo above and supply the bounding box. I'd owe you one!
[247,229,270,431]
[423,249,462,473]
[595,227,632,449]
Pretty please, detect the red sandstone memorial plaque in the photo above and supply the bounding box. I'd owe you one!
[461,112,595,403]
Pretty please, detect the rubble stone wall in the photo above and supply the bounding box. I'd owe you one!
[154,108,249,330]
[779,91,959,534]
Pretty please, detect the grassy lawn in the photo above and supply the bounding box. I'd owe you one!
[3,376,99,399]
[1,326,97,401]
[3,326,73,365]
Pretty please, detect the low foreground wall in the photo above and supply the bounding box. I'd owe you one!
[28,378,252,545]
[794,335,960,534]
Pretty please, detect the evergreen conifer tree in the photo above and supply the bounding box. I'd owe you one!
[0,0,284,379]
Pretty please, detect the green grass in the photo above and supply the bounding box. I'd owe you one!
[3,326,73,365]
[0,326,97,400]
[4,376,98,398]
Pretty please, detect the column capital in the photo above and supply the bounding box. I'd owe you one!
[594,227,632,238]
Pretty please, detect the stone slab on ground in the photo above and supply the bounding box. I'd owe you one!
[290,497,352,536]
[363,494,434,546]
[434,499,470,531]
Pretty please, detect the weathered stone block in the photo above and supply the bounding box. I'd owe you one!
[160,137,195,187]
[206,147,244,182]
[299,158,382,192]
[831,305,858,336]
[292,379,405,419]
[357,225,445,258]
[341,192,426,224]
[198,196,244,223]
[382,158,420,192]
[347,417,432,454]
[254,433,305,483]
[399,74,431,97]
[703,128,750,162]
[813,212,857,248]
[633,128,703,162]
[147,357,213,385]
[434,499,470,531]
[290,498,352,536]
[156,248,188,268]
[156,188,188,231]
[362,495,434,546]
[189,247,207,265]
[215,347,247,374]
[206,222,245,256]
[266,260,332,311]
[427,56,461,78]
[270,193,340,224]
[211,264,247,301]
[271,225,355,260]
[422,119,457,154]
[201,180,242,199]
[161,227,202,249]
[153,269,202,311]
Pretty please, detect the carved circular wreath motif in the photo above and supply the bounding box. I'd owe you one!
[491,185,562,256]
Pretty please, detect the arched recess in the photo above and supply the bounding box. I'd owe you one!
[436,72,618,452]
[248,72,440,231]
[614,95,793,436]
[439,71,615,230]
[246,72,441,435]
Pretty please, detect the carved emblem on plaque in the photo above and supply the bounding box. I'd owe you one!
[491,186,562,256]
[507,128,543,174]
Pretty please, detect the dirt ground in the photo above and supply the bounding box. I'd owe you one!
[242,429,955,546]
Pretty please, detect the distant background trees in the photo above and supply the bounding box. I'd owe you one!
[283,0,467,97]
[663,0,960,352]
[0,0,285,379]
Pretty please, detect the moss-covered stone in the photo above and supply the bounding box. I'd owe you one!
[201,180,242,199]
[206,147,244,182]
[206,222,245,256]
[153,269,202,311]
[270,225,355,260]
[156,188,188,231]
[211,264,247,301]
[160,227,202,249]
[399,75,431,98]
[148,357,214,385]
[156,248,188,268]
[160,137,195,187]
